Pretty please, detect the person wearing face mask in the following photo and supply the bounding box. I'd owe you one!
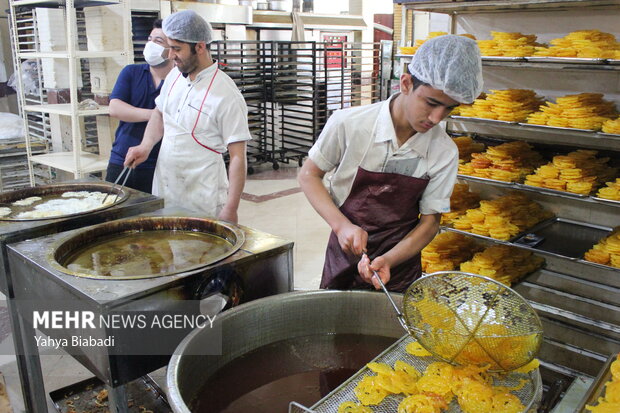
[105,19,173,193]
[124,10,251,224]
[298,35,483,292]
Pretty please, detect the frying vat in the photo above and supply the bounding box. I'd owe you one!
[167,290,404,413]
[48,216,245,279]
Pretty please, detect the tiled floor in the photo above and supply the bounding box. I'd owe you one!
[0,164,331,412]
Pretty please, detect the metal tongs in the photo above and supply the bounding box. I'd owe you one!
[102,166,131,204]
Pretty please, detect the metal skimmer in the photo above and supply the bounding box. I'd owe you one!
[374,271,543,372]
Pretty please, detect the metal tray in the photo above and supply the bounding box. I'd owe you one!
[293,335,542,413]
[512,218,613,261]
[575,353,617,412]
[516,123,597,133]
[50,375,170,413]
[525,57,608,64]
[457,174,517,187]
[442,225,522,244]
[605,59,620,65]
[576,258,620,273]
[450,115,520,125]
[591,197,620,206]
[482,56,527,61]
[516,183,590,198]
[596,132,620,138]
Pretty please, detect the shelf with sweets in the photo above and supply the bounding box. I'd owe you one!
[447,117,620,152]
[398,0,620,14]
[456,174,620,208]
[396,54,620,72]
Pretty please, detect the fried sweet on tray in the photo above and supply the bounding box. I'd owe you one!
[524,149,617,195]
[602,117,620,134]
[453,135,485,162]
[597,178,620,201]
[459,89,543,122]
[460,244,545,286]
[534,30,620,58]
[345,358,528,413]
[458,140,544,183]
[526,93,618,131]
[586,353,620,412]
[403,32,477,55]
[422,232,484,273]
[477,31,542,57]
[441,183,481,226]
[449,193,554,241]
[585,228,620,268]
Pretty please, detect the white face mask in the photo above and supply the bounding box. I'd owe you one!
[143,41,168,66]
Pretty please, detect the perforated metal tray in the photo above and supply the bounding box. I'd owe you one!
[451,116,520,125]
[516,123,597,133]
[525,57,607,64]
[482,56,527,61]
[291,335,542,413]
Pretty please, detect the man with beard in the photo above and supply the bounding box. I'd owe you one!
[106,19,172,193]
[125,10,251,223]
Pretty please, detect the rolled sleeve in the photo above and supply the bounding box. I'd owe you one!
[220,95,252,145]
[419,142,459,215]
[307,113,345,172]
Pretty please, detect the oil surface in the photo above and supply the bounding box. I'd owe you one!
[191,334,397,412]
[64,230,231,277]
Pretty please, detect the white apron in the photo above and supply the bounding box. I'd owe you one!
[153,68,228,217]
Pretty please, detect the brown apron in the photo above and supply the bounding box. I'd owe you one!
[321,167,429,293]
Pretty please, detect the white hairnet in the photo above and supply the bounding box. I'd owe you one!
[162,10,213,44]
[408,35,483,104]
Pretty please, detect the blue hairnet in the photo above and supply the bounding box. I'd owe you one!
[408,35,483,104]
[162,10,213,44]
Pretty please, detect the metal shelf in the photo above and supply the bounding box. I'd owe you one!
[399,0,620,14]
[29,152,108,174]
[23,104,109,117]
[17,51,126,59]
[396,54,620,72]
[10,0,120,7]
[457,175,620,209]
[448,117,620,151]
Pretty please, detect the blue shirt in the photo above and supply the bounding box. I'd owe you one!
[109,64,162,168]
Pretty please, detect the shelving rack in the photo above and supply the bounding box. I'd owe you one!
[8,0,132,184]
[397,0,620,409]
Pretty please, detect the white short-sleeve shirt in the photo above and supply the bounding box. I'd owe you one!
[155,64,251,152]
[308,93,458,215]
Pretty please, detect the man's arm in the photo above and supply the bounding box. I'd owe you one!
[218,141,246,224]
[109,98,153,123]
[358,213,440,288]
[298,159,368,256]
[124,108,164,168]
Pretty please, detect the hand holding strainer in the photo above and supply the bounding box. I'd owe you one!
[373,270,543,372]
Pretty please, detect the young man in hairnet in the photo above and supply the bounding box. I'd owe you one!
[125,10,251,223]
[299,35,483,292]
[106,19,173,193]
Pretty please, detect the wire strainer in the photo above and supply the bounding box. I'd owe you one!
[374,270,543,372]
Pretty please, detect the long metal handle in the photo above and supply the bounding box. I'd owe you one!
[102,166,130,204]
[371,271,409,332]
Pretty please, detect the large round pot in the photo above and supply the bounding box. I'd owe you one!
[167,290,404,412]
